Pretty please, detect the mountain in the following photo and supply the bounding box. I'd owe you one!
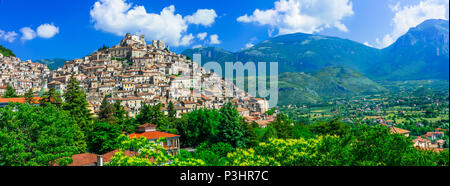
[182,19,449,81]
[183,33,380,74]
[182,47,236,63]
[0,45,15,57]
[34,58,68,70]
[277,66,387,106]
[374,19,449,80]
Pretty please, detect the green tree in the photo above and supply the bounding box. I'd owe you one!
[243,120,259,147]
[88,122,123,154]
[193,142,234,166]
[98,95,116,123]
[136,103,171,132]
[3,84,18,98]
[216,102,246,148]
[176,108,221,147]
[268,113,294,139]
[24,89,35,104]
[63,75,93,134]
[98,44,109,51]
[113,100,138,133]
[311,118,350,136]
[0,45,16,57]
[167,101,176,119]
[40,87,62,107]
[262,125,278,142]
[0,103,86,166]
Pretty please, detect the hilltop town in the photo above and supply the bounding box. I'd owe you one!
[0,34,273,124]
[0,54,50,95]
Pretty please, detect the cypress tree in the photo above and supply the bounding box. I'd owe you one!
[168,101,176,119]
[98,95,116,123]
[63,75,93,133]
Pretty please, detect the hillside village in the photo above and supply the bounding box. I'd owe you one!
[0,34,273,125]
[0,54,50,96]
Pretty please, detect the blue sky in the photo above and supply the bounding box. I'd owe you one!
[0,0,448,60]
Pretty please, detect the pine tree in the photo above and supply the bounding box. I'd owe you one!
[216,102,246,148]
[168,101,176,119]
[114,100,127,119]
[24,89,35,104]
[3,84,18,98]
[63,75,93,133]
[98,95,116,123]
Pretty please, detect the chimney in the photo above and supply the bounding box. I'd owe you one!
[97,155,104,166]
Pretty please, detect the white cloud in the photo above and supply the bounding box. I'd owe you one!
[20,27,37,41]
[192,44,202,49]
[197,32,208,40]
[245,42,255,49]
[185,9,218,26]
[90,0,217,47]
[209,34,221,44]
[237,0,354,36]
[376,0,449,48]
[180,34,195,46]
[0,30,18,43]
[36,23,59,39]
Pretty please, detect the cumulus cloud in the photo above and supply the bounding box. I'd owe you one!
[197,32,208,40]
[20,27,37,41]
[376,0,449,48]
[180,34,195,46]
[36,24,59,39]
[209,34,221,44]
[237,0,354,35]
[0,30,18,43]
[90,0,217,47]
[185,9,218,26]
[245,42,255,49]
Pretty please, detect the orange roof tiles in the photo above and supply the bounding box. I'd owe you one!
[102,150,139,163]
[129,131,180,140]
[68,153,98,166]
[0,97,42,104]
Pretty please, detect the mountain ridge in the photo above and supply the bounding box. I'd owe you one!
[182,19,449,81]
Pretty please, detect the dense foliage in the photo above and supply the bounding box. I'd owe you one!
[0,103,85,166]
[226,124,448,166]
[176,108,221,147]
[107,135,205,166]
[88,122,123,154]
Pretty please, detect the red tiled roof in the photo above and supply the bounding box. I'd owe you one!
[129,131,180,140]
[0,97,42,104]
[68,153,98,166]
[102,150,139,163]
